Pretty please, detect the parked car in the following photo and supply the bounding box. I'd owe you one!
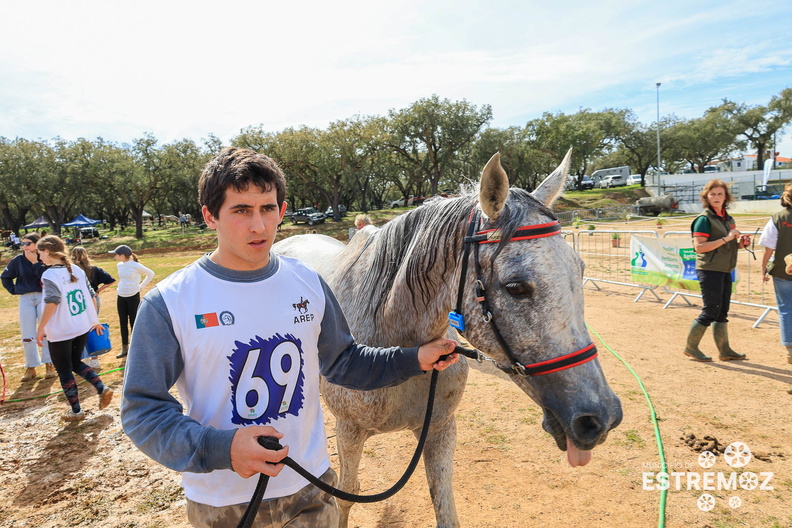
[567,175,595,191]
[291,207,326,226]
[325,205,347,217]
[626,174,642,186]
[599,175,626,188]
[389,195,427,207]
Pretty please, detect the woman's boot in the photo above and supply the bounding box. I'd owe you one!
[45,363,57,379]
[712,322,747,360]
[21,367,38,381]
[116,344,128,359]
[684,321,712,361]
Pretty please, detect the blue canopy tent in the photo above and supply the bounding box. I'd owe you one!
[21,216,51,231]
[62,214,101,228]
[62,215,102,240]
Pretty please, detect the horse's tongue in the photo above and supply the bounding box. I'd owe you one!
[566,437,592,467]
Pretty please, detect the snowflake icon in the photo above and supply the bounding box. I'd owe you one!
[723,441,752,468]
[739,472,758,491]
[697,493,716,512]
[698,450,716,469]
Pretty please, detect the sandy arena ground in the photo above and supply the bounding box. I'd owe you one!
[1,255,790,528]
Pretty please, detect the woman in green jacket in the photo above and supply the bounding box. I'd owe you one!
[685,179,750,362]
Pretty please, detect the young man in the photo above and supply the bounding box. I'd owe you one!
[121,147,458,527]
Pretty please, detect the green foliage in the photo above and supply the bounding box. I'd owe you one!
[1,89,789,234]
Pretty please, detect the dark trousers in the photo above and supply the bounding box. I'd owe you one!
[696,269,733,326]
[117,293,140,345]
[49,332,104,412]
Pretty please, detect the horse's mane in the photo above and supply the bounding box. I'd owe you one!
[351,188,555,318]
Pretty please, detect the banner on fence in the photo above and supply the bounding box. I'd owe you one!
[629,236,738,291]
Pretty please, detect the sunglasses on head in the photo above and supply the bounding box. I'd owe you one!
[22,241,34,247]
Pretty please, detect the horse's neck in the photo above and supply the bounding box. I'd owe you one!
[333,240,460,347]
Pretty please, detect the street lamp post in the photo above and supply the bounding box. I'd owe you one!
[656,82,662,194]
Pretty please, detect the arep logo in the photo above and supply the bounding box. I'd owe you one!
[642,441,774,512]
[292,296,314,324]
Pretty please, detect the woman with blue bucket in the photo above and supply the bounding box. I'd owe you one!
[35,235,114,421]
[72,246,116,369]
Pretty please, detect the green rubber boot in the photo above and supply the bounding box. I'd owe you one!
[684,321,712,362]
[712,322,747,361]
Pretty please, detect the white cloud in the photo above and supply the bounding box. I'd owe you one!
[0,0,790,150]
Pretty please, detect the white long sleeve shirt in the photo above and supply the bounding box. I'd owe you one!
[116,260,155,297]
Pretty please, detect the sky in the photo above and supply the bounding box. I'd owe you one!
[1,0,791,159]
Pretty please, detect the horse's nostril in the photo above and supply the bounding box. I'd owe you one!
[572,414,604,443]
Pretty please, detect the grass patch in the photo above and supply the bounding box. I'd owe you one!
[615,429,647,449]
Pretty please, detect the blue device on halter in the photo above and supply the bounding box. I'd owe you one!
[448,311,465,332]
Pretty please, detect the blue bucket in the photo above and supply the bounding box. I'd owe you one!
[86,324,111,356]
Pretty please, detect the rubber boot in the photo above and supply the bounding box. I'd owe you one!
[684,321,712,362]
[45,363,57,379]
[21,367,38,382]
[712,322,747,361]
[116,344,128,359]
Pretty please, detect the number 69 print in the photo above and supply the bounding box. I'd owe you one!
[229,334,306,425]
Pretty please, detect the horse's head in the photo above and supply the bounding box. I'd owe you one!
[460,150,622,466]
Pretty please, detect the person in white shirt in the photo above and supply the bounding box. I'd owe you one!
[109,245,154,358]
[35,235,114,421]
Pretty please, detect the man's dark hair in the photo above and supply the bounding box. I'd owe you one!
[198,147,287,218]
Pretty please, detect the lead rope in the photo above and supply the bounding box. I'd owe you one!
[237,346,476,528]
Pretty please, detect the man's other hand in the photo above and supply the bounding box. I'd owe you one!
[230,426,288,479]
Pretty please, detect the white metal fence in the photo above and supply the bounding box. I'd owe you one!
[569,227,778,327]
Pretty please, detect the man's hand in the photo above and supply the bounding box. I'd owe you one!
[417,338,460,371]
[230,426,289,479]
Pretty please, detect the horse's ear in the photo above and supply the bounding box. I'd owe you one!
[479,152,509,220]
[532,148,572,207]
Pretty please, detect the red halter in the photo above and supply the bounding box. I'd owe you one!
[448,206,598,377]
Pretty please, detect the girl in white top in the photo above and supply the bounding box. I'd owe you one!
[35,236,114,421]
[109,245,155,358]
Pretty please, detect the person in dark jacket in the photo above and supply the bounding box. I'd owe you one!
[1,233,56,380]
[685,179,750,362]
[759,183,792,365]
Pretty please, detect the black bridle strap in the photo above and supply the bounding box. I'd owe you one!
[470,221,562,244]
[449,205,595,377]
[520,343,598,376]
[450,209,480,331]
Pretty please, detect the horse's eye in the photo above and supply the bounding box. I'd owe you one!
[505,281,534,298]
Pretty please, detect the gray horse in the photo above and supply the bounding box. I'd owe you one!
[274,151,623,528]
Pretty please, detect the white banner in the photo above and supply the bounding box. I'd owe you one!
[629,236,738,291]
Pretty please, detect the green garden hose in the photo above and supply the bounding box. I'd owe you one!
[588,323,667,528]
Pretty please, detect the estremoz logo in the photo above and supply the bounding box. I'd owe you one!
[642,441,773,511]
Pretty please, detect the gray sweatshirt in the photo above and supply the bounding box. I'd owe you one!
[120,254,424,474]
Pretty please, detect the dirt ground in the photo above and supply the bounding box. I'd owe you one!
[1,268,790,527]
